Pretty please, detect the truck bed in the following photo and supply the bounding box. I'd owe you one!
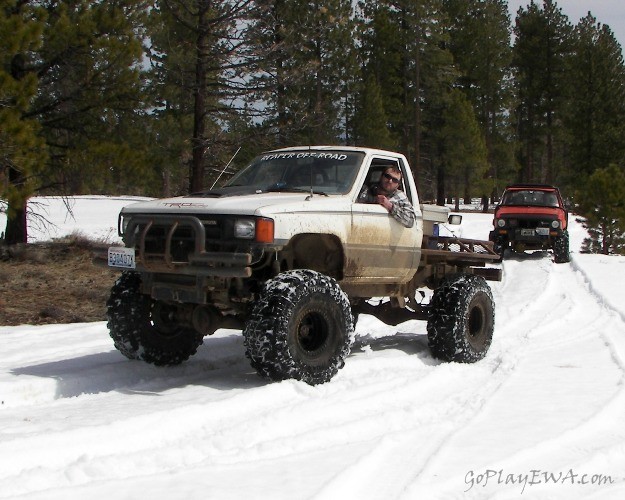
[421,235,502,281]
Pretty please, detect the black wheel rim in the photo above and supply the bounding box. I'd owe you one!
[150,302,179,337]
[297,311,329,353]
[467,299,488,350]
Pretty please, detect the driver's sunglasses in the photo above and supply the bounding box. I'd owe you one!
[382,172,401,184]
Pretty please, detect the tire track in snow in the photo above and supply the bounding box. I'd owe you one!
[310,357,515,500]
[407,255,625,497]
[570,254,625,325]
[311,256,563,499]
[524,255,625,483]
[312,252,625,499]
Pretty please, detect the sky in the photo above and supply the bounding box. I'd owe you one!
[1,196,625,499]
[507,0,625,48]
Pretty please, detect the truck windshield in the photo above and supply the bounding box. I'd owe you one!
[223,150,364,194]
[501,190,559,207]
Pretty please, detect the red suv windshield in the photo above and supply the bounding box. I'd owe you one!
[501,189,559,208]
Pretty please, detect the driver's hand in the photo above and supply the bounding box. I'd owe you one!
[376,195,392,212]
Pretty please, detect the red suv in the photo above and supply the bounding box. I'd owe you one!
[489,184,570,263]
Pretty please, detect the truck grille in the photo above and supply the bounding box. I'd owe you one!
[121,214,253,277]
[504,215,557,229]
[141,224,223,262]
[517,219,550,229]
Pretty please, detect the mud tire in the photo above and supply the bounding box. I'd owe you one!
[493,240,507,262]
[243,270,354,385]
[553,231,570,263]
[427,274,494,363]
[489,232,506,262]
[106,272,204,366]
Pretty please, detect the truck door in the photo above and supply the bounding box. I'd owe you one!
[347,156,423,283]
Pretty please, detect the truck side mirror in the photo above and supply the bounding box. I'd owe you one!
[448,214,462,225]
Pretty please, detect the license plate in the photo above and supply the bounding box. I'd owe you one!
[108,247,136,269]
[520,229,535,236]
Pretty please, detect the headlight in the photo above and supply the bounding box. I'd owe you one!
[551,220,560,229]
[497,219,506,228]
[234,219,256,239]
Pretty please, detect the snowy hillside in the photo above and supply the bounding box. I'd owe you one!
[1,197,625,499]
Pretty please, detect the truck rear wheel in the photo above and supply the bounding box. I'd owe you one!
[427,274,494,363]
[243,270,354,385]
[106,272,204,366]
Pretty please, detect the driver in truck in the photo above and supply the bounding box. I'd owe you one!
[358,166,416,228]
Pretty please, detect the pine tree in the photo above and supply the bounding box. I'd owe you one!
[405,0,457,202]
[513,0,573,184]
[357,0,455,200]
[352,74,395,149]
[566,14,625,185]
[250,0,357,147]
[577,165,625,255]
[31,0,148,194]
[357,1,403,142]
[1,0,47,243]
[148,0,255,193]
[443,0,515,197]
[438,88,488,209]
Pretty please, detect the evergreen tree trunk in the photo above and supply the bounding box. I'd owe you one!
[4,205,27,245]
[436,162,445,206]
[546,109,554,183]
[4,167,28,244]
[314,31,323,144]
[413,27,421,182]
[190,2,209,193]
[400,9,410,155]
[275,2,288,146]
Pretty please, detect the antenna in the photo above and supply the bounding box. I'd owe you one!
[210,147,241,189]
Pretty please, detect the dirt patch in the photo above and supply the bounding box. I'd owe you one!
[0,238,119,326]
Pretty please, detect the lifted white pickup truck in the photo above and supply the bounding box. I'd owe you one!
[100,146,501,385]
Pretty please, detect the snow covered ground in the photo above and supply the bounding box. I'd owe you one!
[1,197,625,499]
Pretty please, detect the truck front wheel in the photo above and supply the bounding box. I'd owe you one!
[106,272,204,366]
[243,270,354,385]
[553,231,570,263]
[489,231,506,261]
[427,274,494,363]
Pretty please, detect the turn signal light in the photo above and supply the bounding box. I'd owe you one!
[255,218,274,243]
